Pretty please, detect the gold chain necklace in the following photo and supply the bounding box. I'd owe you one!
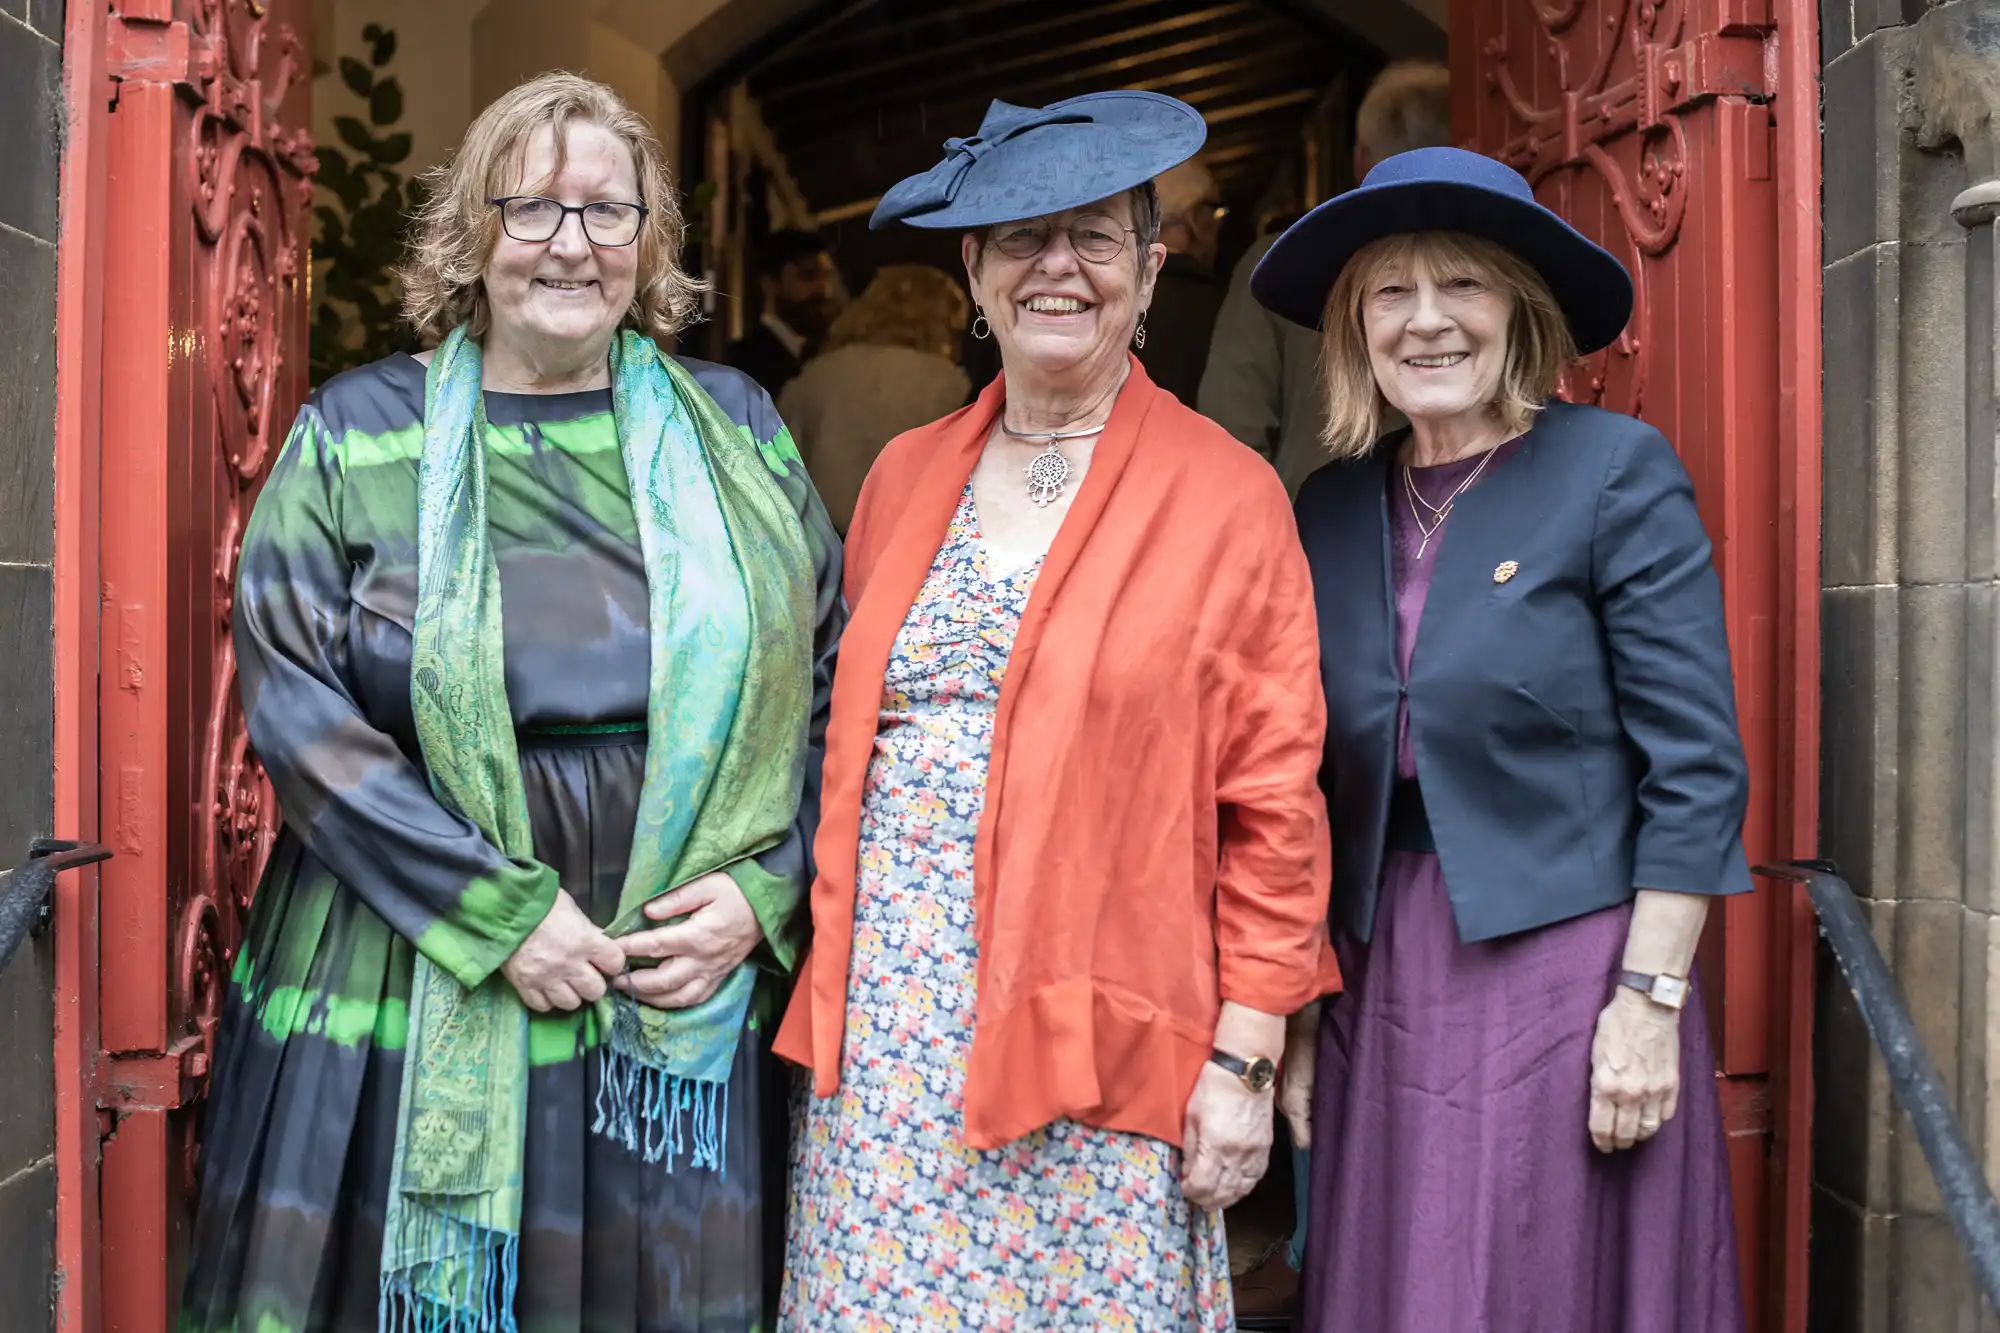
[1403,445,1499,560]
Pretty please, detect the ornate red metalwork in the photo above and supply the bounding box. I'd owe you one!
[54,0,311,1327]
[1455,0,1820,1327]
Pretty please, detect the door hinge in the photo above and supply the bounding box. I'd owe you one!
[1644,32,1774,125]
[106,13,204,90]
[96,1033,209,1115]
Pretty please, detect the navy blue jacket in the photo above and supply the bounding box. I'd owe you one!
[1296,400,1753,944]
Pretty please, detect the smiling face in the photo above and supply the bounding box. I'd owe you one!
[1359,248,1515,427]
[961,193,1165,389]
[483,120,641,364]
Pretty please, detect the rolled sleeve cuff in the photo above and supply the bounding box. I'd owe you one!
[1633,843,1755,901]
[1219,941,1343,1016]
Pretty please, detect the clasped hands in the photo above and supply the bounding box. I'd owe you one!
[498,871,761,1013]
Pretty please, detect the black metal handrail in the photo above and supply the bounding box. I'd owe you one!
[0,839,111,976]
[1759,860,2000,1313]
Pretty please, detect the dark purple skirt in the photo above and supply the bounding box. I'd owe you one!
[1300,851,1746,1333]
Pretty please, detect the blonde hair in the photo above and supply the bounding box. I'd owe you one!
[400,72,704,345]
[1153,159,1219,228]
[1319,231,1577,458]
[1355,61,1453,161]
[821,265,970,360]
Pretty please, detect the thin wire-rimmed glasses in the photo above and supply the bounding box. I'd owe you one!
[989,214,1138,264]
[490,195,649,247]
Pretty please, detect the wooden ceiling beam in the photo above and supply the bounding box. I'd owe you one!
[769,24,1281,136]
[755,0,896,66]
[757,0,1062,69]
[1196,140,1268,167]
[1127,50,1322,97]
[1199,88,1324,125]
[758,0,1254,110]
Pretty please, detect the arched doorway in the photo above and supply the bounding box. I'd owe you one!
[48,0,1819,1328]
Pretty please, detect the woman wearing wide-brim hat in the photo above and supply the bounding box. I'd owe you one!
[1255,147,1750,1332]
[774,91,1341,1330]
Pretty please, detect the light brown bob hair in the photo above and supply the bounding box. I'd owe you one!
[1318,230,1577,458]
[822,265,970,361]
[400,72,705,345]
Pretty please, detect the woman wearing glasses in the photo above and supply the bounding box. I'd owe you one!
[775,92,1338,1331]
[180,73,841,1333]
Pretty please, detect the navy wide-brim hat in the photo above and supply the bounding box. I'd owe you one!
[1251,146,1634,355]
[870,91,1207,231]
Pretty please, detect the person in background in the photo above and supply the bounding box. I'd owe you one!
[1199,60,1450,497]
[728,228,842,398]
[779,264,972,533]
[1135,157,1229,402]
[1220,62,1454,1323]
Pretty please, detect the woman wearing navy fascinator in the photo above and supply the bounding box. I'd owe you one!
[775,91,1340,1331]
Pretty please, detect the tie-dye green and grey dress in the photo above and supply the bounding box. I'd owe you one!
[179,351,843,1333]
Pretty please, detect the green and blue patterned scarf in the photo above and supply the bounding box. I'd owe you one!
[382,326,814,1330]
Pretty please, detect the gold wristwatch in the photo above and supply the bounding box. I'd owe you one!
[1209,1048,1278,1092]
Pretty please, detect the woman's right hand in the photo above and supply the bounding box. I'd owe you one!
[500,889,625,1012]
[1278,1002,1321,1148]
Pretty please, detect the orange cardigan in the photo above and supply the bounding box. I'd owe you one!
[773,359,1340,1149]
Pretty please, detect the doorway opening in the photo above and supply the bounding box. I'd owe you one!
[678,0,1384,372]
[674,3,1390,1322]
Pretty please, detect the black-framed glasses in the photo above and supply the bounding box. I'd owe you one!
[490,195,649,247]
[989,214,1137,264]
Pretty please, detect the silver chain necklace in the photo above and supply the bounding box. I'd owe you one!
[1000,422,1106,506]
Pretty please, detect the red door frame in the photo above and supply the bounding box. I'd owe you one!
[1450,0,1822,1328]
[52,0,111,1324]
[52,2,311,1329]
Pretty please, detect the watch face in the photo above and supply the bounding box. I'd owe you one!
[1651,975,1690,1008]
[1244,1057,1278,1092]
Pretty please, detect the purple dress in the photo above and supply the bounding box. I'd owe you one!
[1300,447,1746,1333]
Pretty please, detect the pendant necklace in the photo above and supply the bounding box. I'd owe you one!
[1403,444,1499,560]
[1000,421,1106,507]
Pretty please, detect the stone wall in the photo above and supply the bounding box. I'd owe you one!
[0,1,64,1330]
[1816,0,2000,1328]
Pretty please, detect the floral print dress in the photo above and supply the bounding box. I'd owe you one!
[781,486,1234,1332]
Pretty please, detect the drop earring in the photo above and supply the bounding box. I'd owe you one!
[972,308,991,340]
[1132,311,1148,350]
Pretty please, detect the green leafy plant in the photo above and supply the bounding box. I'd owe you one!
[311,24,423,384]
[682,179,718,250]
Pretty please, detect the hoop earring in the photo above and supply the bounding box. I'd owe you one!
[972,310,991,341]
[1132,311,1148,350]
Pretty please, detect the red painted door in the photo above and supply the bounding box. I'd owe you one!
[1451,0,1822,1328]
[52,1,311,1328]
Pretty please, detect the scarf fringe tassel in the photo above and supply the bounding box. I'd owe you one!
[377,1217,521,1333]
[591,1045,729,1174]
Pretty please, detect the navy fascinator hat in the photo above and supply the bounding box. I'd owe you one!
[871,91,1207,232]
[1250,147,1635,355]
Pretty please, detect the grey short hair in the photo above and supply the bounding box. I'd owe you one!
[1126,180,1162,250]
[1355,61,1453,161]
